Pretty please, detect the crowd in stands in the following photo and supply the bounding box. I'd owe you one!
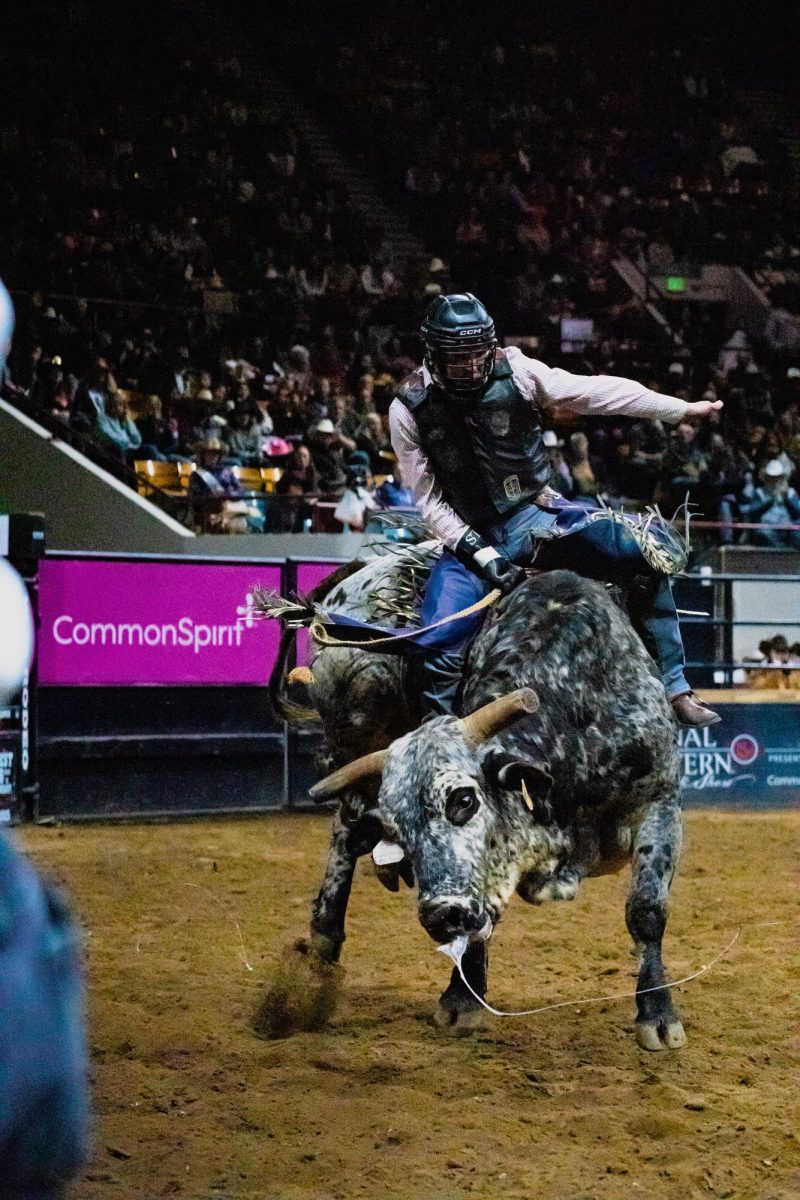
[1,9,799,544]
[744,633,800,689]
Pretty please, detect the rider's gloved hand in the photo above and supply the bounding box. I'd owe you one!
[455,529,526,596]
[481,554,526,596]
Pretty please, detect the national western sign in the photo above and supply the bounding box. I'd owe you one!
[679,705,800,807]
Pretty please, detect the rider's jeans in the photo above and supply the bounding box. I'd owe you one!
[415,502,689,715]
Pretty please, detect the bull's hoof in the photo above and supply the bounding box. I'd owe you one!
[253,939,343,1039]
[433,994,485,1035]
[635,1018,686,1051]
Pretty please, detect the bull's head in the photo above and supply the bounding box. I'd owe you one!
[309,688,553,944]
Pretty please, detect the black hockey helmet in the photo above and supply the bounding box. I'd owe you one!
[421,293,496,395]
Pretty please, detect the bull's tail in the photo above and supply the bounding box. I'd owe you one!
[260,561,367,727]
[268,624,320,725]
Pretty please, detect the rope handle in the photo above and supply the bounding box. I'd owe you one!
[310,588,502,650]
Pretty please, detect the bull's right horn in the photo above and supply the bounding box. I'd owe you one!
[308,748,390,802]
[459,687,539,745]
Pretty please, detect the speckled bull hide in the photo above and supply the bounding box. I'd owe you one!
[268,555,686,1051]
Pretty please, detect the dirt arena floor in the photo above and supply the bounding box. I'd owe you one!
[17,809,799,1200]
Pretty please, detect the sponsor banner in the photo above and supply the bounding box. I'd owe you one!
[39,559,281,686]
[680,703,800,807]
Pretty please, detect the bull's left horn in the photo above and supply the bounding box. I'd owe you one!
[308,748,390,802]
[288,666,315,686]
[459,687,539,745]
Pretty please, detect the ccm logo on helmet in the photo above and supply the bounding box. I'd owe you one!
[459,328,483,336]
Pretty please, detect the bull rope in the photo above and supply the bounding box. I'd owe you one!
[438,925,741,1019]
[309,587,502,650]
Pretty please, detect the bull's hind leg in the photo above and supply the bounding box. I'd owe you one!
[434,941,488,1035]
[625,801,686,1051]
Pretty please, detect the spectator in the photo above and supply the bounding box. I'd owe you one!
[334,450,376,530]
[329,390,357,451]
[738,459,800,548]
[1,16,798,547]
[226,405,263,464]
[271,382,308,438]
[567,431,599,500]
[356,411,392,474]
[662,419,708,504]
[286,443,319,493]
[543,430,575,498]
[376,460,416,508]
[253,388,275,439]
[763,294,800,365]
[265,471,313,532]
[306,417,346,495]
[70,357,113,432]
[135,394,185,460]
[47,376,74,428]
[744,635,799,689]
[94,393,148,463]
[187,436,247,532]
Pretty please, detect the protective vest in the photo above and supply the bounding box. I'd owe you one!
[396,352,551,529]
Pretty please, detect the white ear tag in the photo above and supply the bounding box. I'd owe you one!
[372,839,405,867]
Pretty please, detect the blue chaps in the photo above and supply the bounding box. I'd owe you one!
[415,502,688,715]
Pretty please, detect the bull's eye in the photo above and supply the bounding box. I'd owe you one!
[445,787,480,827]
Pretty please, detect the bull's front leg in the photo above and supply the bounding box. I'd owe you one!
[625,801,686,1051]
[309,810,361,963]
[434,940,488,1035]
[254,806,379,1038]
[310,806,384,961]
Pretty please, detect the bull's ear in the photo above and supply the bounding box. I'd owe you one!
[497,760,553,795]
[483,752,553,819]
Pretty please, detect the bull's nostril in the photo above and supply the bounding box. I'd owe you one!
[420,900,483,942]
[441,904,467,931]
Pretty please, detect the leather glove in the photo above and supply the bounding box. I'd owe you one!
[482,554,527,596]
[455,529,526,596]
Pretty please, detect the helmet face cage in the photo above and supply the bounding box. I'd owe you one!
[421,294,497,395]
[423,328,497,395]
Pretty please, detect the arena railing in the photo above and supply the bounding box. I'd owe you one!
[675,570,800,684]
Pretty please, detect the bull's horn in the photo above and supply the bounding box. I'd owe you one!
[308,748,390,802]
[459,688,539,745]
[287,666,316,686]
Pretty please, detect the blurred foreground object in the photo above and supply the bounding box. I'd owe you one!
[0,558,34,705]
[0,835,91,1196]
[0,276,90,1195]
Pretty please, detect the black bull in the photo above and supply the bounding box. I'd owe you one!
[267,564,686,1051]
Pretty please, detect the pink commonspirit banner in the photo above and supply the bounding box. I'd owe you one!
[38,559,282,686]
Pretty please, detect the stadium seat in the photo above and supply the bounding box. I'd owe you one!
[177,461,196,491]
[232,465,266,493]
[261,467,283,492]
[133,460,182,497]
